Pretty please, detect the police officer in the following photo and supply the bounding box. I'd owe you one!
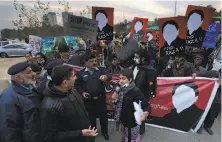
[75,53,112,140]
[0,62,41,142]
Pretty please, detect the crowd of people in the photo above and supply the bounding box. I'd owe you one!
[0,35,221,142]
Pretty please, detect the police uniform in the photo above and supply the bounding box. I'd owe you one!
[75,63,111,140]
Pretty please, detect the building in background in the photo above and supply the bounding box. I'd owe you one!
[62,11,73,26]
[42,12,57,26]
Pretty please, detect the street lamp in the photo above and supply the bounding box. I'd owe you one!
[174,0,177,16]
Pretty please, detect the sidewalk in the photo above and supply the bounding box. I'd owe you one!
[96,114,221,142]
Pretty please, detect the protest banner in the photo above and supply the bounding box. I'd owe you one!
[64,36,79,50]
[67,15,98,42]
[147,77,219,133]
[146,30,157,41]
[202,23,221,48]
[185,5,215,51]
[41,37,56,53]
[67,64,219,133]
[29,35,42,55]
[129,17,148,42]
[159,16,187,57]
[92,6,114,40]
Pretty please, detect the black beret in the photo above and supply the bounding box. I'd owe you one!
[8,62,30,75]
[45,60,63,70]
[84,53,96,61]
[58,45,69,53]
[193,54,203,60]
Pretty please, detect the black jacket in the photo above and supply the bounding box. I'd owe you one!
[120,86,151,128]
[162,60,196,77]
[133,65,157,100]
[41,81,93,142]
[75,67,112,98]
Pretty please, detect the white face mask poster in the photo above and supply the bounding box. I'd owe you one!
[159,16,187,57]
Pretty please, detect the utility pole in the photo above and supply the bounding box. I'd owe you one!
[174,0,177,16]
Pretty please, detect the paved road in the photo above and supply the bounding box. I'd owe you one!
[96,115,221,142]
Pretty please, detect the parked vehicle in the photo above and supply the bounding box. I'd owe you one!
[0,40,19,46]
[206,46,221,72]
[0,44,32,58]
[213,47,222,71]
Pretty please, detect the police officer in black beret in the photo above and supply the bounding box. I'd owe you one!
[39,60,64,94]
[75,53,112,140]
[0,62,41,142]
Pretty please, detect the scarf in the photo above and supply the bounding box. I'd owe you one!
[114,82,135,122]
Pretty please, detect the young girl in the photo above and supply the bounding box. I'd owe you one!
[114,68,151,142]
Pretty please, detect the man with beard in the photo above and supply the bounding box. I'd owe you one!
[161,52,196,77]
[41,65,97,142]
[0,62,41,142]
[75,53,112,140]
[133,48,157,135]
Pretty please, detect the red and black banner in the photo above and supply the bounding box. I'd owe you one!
[69,64,219,133]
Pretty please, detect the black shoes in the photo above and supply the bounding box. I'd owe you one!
[204,126,214,135]
[102,132,110,140]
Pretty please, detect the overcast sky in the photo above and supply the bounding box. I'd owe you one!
[0,0,221,30]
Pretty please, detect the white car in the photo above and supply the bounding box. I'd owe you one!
[213,47,222,72]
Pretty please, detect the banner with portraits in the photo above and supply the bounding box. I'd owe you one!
[67,15,98,42]
[146,30,157,50]
[129,17,148,42]
[67,63,219,133]
[92,6,114,40]
[159,16,187,57]
[147,77,218,133]
[185,5,215,52]
[202,23,221,48]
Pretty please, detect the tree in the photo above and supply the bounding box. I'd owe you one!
[12,0,71,37]
[153,18,158,26]
[79,5,92,18]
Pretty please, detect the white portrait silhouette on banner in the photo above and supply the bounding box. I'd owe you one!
[96,11,108,31]
[134,21,143,33]
[187,12,203,35]
[172,84,198,114]
[147,32,153,41]
[163,22,179,46]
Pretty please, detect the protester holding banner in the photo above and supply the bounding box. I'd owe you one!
[161,52,196,77]
[193,54,207,77]
[114,68,150,142]
[75,53,112,140]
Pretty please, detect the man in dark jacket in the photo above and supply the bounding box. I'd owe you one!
[133,48,157,135]
[41,65,97,142]
[0,62,41,142]
[75,53,112,140]
[161,52,196,77]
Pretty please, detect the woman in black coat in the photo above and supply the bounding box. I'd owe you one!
[113,68,151,142]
